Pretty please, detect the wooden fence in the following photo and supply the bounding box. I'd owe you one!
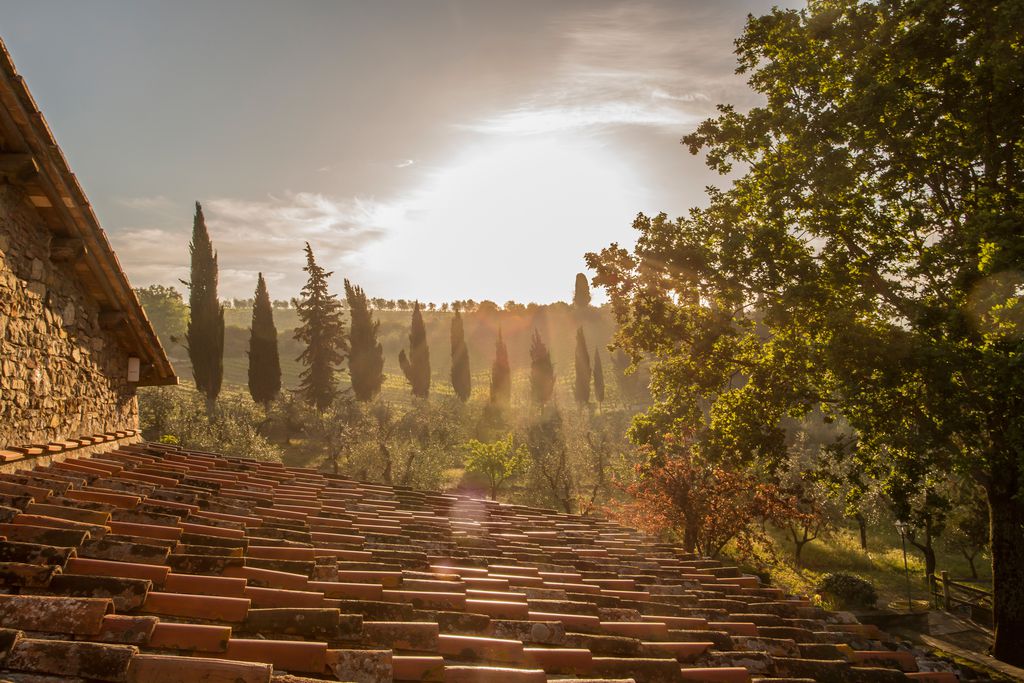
[928,571,993,626]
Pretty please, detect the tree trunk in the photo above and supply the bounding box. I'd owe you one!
[380,443,392,484]
[794,539,806,569]
[988,471,1024,666]
[909,529,937,578]
[961,549,979,580]
[683,508,700,555]
[789,526,806,569]
[923,543,936,579]
[854,512,868,550]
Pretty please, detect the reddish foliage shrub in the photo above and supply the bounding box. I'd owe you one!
[609,437,806,562]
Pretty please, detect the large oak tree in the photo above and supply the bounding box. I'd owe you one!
[588,0,1023,662]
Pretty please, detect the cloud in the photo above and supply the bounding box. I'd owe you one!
[111,191,393,298]
[116,195,175,211]
[652,89,710,103]
[395,159,415,168]
[465,102,701,136]
[464,3,744,135]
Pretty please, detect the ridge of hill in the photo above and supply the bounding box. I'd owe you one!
[156,303,646,406]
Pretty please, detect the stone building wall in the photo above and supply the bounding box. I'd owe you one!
[0,183,137,446]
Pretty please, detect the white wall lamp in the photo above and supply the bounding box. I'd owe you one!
[127,356,140,383]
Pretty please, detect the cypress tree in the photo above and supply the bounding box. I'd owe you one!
[294,243,347,411]
[398,302,431,398]
[573,272,591,309]
[345,279,384,401]
[490,328,511,406]
[593,346,605,404]
[574,327,591,406]
[450,308,471,402]
[530,329,555,406]
[183,201,224,412]
[248,272,281,408]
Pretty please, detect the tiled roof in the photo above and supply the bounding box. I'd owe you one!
[0,439,961,683]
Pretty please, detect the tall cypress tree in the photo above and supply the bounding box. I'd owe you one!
[573,272,591,309]
[530,329,555,406]
[574,327,591,406]
[345,279,384,401]
[183,202,224,412]
[490,328,511,406]
[593,346,605,404]
[294,243,347,411]
[398,302,431,398]
[450,308,471,402]
[248,272,281,408]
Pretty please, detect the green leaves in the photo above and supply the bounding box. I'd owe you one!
[450,309,471,402]
[399,302,431,399]
[464,433,528,499]
[294,243,348,411]
[346,280,385,402]
[185,202,224,410]
[248,273,281,407]
[529,330,555,406]
[590,0,1024,660]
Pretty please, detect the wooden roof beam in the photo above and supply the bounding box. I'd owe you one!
[50,237,86,264]
[98,310,126,331]
[0,152,38,183]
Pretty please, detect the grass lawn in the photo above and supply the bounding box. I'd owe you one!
[763,522,991,610]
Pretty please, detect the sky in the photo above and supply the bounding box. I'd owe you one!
[0,0,800,304]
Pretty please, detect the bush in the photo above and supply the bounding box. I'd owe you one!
[138,387,281,462]
[463,433,528,499]
[816,572,878,610]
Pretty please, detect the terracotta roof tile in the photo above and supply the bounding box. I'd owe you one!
[95,614,159,645]
[0,440,964,683]
[43,573,152,611]
[4,638,137,681]
[127,653,272,683]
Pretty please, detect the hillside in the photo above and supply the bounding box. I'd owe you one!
[159,303,647,408]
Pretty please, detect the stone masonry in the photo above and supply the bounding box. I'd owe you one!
[0,183,137,445]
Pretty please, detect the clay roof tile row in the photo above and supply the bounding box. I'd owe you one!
[0,436,966,683]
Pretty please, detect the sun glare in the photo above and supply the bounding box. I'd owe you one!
[358,133,647,303]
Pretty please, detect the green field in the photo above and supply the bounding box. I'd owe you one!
[164,303,644,408]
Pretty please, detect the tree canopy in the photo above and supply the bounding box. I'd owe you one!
[398,302,431,399]
[593,346,605,404]
[573,272,591,309]
[490,329,511,406]
[346,279,384,402]
[464,433,528,499]
[183,202,224,411]
[247,272,281,407]
[134,285,187,351]
[451,308,471,402]
[574,327,591,406]
[588,0,1024,662]
[294,243,347,411]
[530,330,555,406]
